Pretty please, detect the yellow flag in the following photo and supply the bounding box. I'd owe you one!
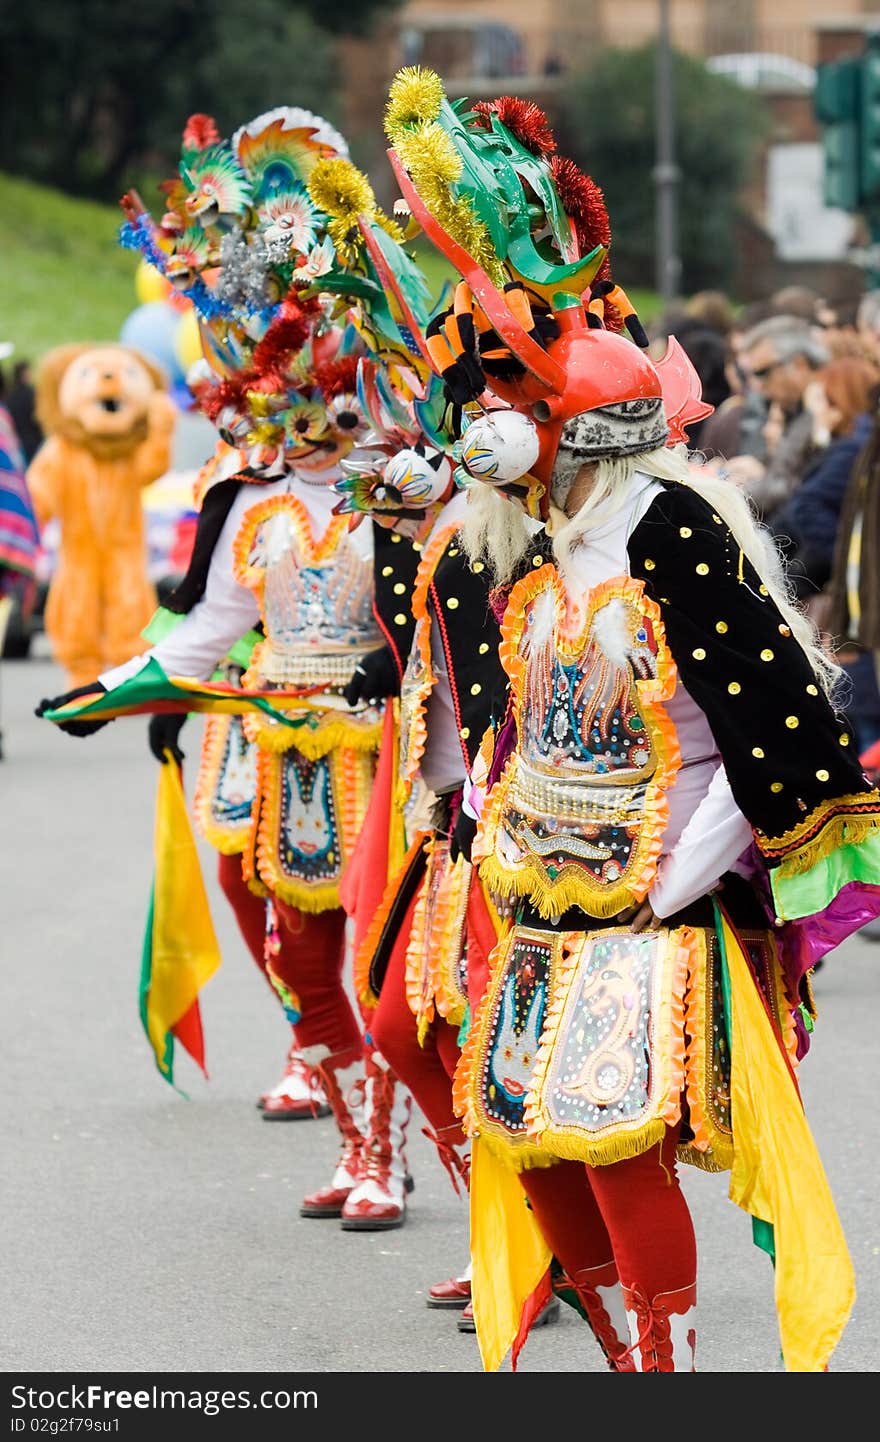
[141,759,222,1082]
[723,914,855,1371]
[469,1139,553,1372]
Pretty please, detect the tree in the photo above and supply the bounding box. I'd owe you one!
[558,43,768,294]
[0,0,400,199]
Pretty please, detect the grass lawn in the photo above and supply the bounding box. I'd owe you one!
[0,173,139,364]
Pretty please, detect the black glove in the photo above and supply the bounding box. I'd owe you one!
[35,680,109,736]
[148,712,188,765]
[449,808,478,865]
[342,646,399,707]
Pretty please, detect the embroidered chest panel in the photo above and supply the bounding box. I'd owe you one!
[234,494,380,687]
[478,568,680,919]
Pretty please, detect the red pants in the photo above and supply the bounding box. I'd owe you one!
[368,886,466,1146]
[519,1129,697,1298]
[217,851,364,1069]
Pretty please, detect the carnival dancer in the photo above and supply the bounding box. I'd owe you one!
[343,478,564,1328]
[383,65,880,1372]
[146,442,330,1122]
[37,108,434,1231]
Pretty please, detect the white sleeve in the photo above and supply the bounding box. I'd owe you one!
[649,763,753,919]
[99,489,261,688]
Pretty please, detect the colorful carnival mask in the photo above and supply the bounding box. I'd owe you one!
[381,69,712,519]
[119,107,440,477]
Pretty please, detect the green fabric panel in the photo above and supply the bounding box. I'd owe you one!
[42,655,309,729]
[770,832,880,919]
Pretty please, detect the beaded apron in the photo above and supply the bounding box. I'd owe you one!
[456,921,798,1172]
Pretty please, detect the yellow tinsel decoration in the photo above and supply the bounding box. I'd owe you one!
[307,157,375,225]
[393,123,506,287]
[385,66,444,138]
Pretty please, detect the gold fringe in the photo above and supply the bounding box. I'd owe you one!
[764,804,880,877]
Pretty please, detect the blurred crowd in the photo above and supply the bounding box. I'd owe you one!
[650,284,880,764]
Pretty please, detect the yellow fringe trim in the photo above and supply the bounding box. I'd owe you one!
[396,521,459,807]
[476,569,681,919]
[761,800,880,876]
[682,928,733,1168]
[192,713,253,856]
[523,926,689,1166]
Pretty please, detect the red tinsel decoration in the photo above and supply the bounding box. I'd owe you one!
[313,355,359,400]
[550,156,610,251]
[251,295,316,376]
[549,155,622,330]
[472,98,557,160]
[198,377,248,422]
[183,114,221,151]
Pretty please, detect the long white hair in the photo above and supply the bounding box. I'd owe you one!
[460,482,534,582]
[551,444,842,699]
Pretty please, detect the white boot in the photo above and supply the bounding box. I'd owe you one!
[259,1041,331,1120]
[340,1051,413,1231]
[298,1049,367,1218]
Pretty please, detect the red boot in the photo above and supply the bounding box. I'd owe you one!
[427,1274,472,1310]
[339,1054,413,1231]
[259,1043,331,1120]
[563,1262,637,1372]
[299,1057,367,1219]
[621,1281,697,1371]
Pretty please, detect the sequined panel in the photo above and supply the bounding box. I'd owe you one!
[480,573,679,919]
[471,929,556,1155]
[241,500,382,686]
[278,752,342,888]
[526,929,688,1163]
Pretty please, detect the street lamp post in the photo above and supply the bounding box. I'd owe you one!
[655,0,681,304]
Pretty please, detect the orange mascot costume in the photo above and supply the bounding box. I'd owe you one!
[27,343,176,685]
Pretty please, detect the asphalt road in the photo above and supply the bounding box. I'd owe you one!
[1,653,878,1375]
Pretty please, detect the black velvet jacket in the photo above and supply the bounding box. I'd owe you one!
[627,482,880,867]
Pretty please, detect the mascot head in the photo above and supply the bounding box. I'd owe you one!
[35,343,168,459]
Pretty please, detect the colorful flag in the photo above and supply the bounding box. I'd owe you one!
[140,756,222,1087]
[718,904,855,1372]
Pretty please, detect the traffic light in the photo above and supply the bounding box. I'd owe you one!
[861,34,880,201]
[815,55,861,211]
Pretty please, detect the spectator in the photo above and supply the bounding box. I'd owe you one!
[685,289,736,338]
[771,357,879,602]
[769,282,837,331]
[856,289,880,369]
[696,301,773,462]
[6,361,43,465]
[720,313,829,523]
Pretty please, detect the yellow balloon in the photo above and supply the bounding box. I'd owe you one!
[135,260,171,305]
[174,305,204,373]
